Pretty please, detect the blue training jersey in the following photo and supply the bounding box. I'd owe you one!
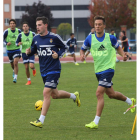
[16,31,36,46]
[81,33,119,74]
[81,33,119,51]
[3,28,21,45]
[66,37,77,48]
[29,31,67,77]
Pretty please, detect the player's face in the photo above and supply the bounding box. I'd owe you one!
[22,24,29,32]
[71,35,74,39]
[9,21,16,30]
[36,20,48,35]
[111,31,115,34]
[94,20,105,34]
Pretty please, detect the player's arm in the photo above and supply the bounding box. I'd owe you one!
[111,35,127,61]
[52,35,67,59]
[16,33,22,46]
[3,30,11,46]
[66,39,70,47]
[121,36,128,43]
[26,38,37,56]
[18,29,21,33]
[80,35,91,61]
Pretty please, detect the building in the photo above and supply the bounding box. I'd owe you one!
[3,0,15,31]
[14,0,92,40]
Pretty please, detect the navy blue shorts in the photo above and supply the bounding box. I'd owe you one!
[7,50,21,63]
[69,46,75,54]
[42,73,60,89]
[96,71,114,88]
[22,53,35,64]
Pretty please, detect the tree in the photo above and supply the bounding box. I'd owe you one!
[57,23,72,40]
[128,0,136,32]
[20,1,53,32]
[88,0,136,30]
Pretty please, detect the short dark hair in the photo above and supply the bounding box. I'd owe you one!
[94,15,105,25]
[111,29,114,32]
[36,16,49,25]
[9,19,16,24]
[22,22,29,26]
[70,33,74,36]
[122,30,126,35]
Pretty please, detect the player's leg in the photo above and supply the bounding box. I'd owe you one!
[71,53,79,65]
[105,86,136,112]
[29,55,36,76]
[13,57,20,83]
[51,89,81,107]
[7,52,15,77]
[24,63,31,85]
[22,53,31,85]
[13,51,21,83]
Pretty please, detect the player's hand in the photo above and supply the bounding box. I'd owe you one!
[26,48,31,55]
[123,52,127,61]
[52,50,58,59]
[7,42,11,46]
[80,54,85,61]
[70,44,73,47]
[18,42,22,46]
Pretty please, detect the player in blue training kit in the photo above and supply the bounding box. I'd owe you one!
[26,16,81,128]
[16,22,36,85]
[63,33,79,65]
[3,19,21,83]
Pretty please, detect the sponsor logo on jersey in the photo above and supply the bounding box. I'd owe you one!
[98,45,106,51]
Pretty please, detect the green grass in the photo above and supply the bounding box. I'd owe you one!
[4,62,136,140]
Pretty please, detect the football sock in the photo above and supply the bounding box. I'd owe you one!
[14,74,17,79]
[39,115,46,124]
[27,78,31,81]
[93,116,100,125]
[125,97,132,105]
[70,93,76,100]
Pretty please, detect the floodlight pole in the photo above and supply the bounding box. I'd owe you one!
[71,0,74,33]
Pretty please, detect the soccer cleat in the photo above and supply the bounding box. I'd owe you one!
[13,78,17,83]
[75,63,79,66]
[30,119,43,128]
[85,121,98,129]
[74,91,81,107]
[83,60,86,63]
[63,53,66,58]
[33,69,36,77]
[26,81,31,85]
[130,98,136,113]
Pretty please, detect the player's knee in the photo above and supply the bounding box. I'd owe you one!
[96,91,103,99]
[51,94,58,99]
[29,64,34,69]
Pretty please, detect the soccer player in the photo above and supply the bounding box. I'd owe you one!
[63,33,79,65]
[26,16,81,128]
[80,15,136,129]
[3,19,21,83]
[110,29,120,62]
[83,28,95,63]
[16,22,36,85]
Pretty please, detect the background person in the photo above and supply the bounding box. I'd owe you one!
[16,22,36,85]
[3,19,21,83]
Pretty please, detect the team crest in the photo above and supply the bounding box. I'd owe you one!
[50,39,53,43]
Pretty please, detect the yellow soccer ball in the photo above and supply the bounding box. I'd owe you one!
[35,100,43,111]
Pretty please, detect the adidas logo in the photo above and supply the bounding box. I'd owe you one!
[26,38,30,41]
[12,35,16,38]
[98,45,106,51]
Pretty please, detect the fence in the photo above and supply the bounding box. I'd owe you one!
[3,40,136,56]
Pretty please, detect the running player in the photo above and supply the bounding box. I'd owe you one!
[16,22,36,85]
[80,15,136,129]
[26,16,81,128]
[83,28,95,63]
[63,33,79,65]
[110,29,120,62]
[3,19,21,83]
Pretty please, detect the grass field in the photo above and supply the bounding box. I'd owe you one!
[4,62,136,140]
